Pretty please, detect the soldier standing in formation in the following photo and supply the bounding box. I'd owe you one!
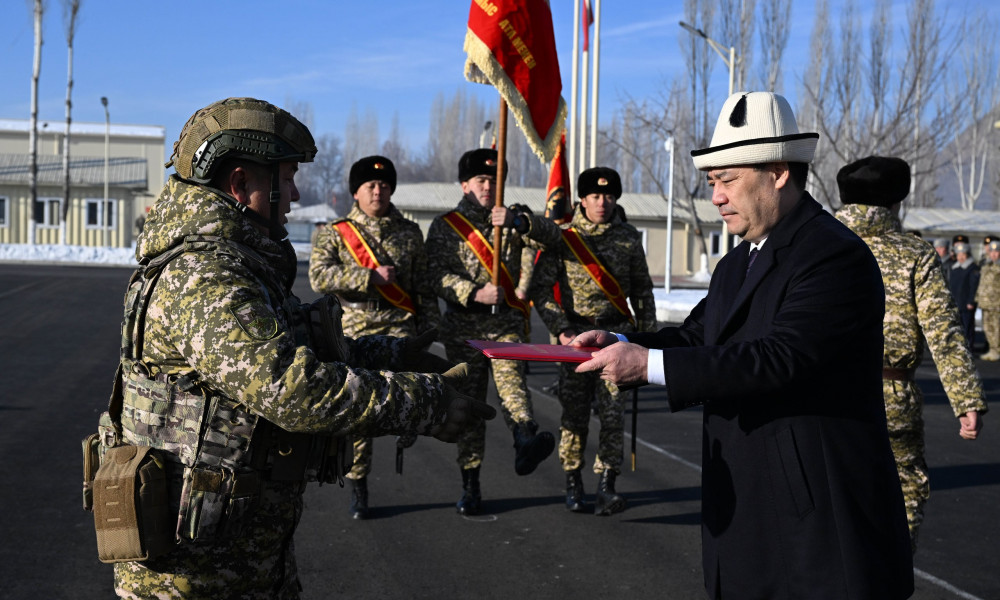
[948,240,980,348]
[530,167,656,515]
[976,240,1000,361]
[104,98,492,599]
[425,148,562,515]
[308,155,441,519]
[835,155,987,552]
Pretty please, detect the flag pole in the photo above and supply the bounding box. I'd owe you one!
[569,0,580,190]
[492,98,509,311]
[588,0,601,168]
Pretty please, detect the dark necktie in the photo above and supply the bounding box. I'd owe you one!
[746,248,759,275]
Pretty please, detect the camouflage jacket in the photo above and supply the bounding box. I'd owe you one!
[133,176,452,439]
[425,195,561,309]
[837,204,988,417]
[530,205,657,335]
[308,202,440,337]
[977,262,1000,310]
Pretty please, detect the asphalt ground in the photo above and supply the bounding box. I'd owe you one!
[0,263,996,599]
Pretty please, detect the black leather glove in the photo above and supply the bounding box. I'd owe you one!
[509,204,533,234]
[402,328,454,373]
[433,363,496,443]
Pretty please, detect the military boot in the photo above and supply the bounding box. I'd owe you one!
[456,467,482,515]
[565,469,585,512]
[512,422,555,476]
[349,477,369,520]
[594,470,625,516]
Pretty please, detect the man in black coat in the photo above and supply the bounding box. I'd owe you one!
[574,92,914,600]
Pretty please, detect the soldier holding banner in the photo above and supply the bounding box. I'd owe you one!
[531,167,656,515]
[309,155,441,519]
[425,148,562,515]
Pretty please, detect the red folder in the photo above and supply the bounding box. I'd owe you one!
[465,340,599,363]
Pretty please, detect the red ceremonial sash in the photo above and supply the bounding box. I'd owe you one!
[442,211,529,319]
[561,227,634,324]
[332,220,416,314]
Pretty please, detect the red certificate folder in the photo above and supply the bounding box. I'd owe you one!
[465,340,599,363]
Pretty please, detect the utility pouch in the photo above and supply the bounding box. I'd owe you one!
[307,295,349,363]
[82,433,101,511]
[92,444,174,563]
[176,466,260,542]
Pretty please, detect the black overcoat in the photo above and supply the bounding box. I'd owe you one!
[630,194,913,600]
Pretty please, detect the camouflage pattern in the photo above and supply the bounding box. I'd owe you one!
[530,204,656,475]
[837,204,988,549]
[426,194,560,468]
[308,201,441,479]
[976,261,1000,359]
[114,175,455,598]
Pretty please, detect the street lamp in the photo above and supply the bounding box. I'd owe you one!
[101,96,109,248]
[679,21,738,256]
[480,120,494,148]
[679,21,736,96]
[664,136,675,294]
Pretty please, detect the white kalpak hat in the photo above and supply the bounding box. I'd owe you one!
[691,92,819,170]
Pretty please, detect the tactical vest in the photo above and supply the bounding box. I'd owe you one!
[99,235,346,545]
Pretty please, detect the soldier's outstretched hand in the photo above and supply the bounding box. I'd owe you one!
[432,363,496,443]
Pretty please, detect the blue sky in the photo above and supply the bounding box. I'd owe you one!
[0,0,990,157]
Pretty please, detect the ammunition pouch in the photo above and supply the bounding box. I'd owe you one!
[91,444,173,563]
[307,295,349,363]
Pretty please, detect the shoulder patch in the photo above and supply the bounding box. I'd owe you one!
[231,299,279,340]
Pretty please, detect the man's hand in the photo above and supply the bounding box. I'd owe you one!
[433,363,497,443]
[570,329,618,349]
[474,282,505,305]
[371,265,396,285]
[402,329,453,373]
[491,206,512,228]
[576,342,649,387]
[959,411,983,440]
[558,328,578,346]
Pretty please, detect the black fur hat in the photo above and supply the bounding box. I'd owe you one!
[458,148,507,182]
[349,155,396,195]
[577,167,622,199]
[837,156,910,207]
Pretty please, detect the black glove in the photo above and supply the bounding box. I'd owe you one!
[509,204,533,234]
[402,329,453,373]
[433,363,496,443]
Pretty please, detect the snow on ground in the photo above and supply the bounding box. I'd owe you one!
[1,243,708,321]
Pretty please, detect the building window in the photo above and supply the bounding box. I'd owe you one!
[86,199,117,228]
[710,231,739,257]
[33,197,63,227]
[637,227,648,255]
[0,197,7,227]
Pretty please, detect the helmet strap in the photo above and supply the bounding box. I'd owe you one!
[269,165,283,241]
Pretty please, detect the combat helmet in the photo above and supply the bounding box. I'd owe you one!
[166,97,316,183]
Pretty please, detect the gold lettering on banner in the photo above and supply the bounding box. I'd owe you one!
[498,19,537,69]
[474,0,499,17]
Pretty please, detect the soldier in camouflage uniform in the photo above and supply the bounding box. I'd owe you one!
[308,155,441,519]
[530,167,656,515]
[835,156,987,553]
[976,240,1000,361]
[108,98,492,599]
[425,148,562,515]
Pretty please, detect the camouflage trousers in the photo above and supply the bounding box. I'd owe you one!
[557,361,624,474]
[884,379,929,553]
[113,480,305,599]
[347,437,373,480]
[982,308,1000,354]
[441,311,534,470]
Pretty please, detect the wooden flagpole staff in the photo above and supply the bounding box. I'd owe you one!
[491,99,509,314]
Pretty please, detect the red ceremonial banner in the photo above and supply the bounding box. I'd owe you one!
[544,132,572,224]
[465,0,567,163]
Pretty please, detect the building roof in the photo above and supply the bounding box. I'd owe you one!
[287,202,340,223]
[0,153,148,188]
[388,182,723,224]
[0,118,165,139]
[901,207,1000,236]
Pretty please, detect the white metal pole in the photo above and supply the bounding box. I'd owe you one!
[579,45,589,172]
[569,0,580,189]
[588,0,601,168]
[665,137,675,293]
[720,46,735,255]
[102,97,109,248]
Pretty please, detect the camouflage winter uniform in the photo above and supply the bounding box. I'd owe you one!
[308,201,441,479]
[837,203,988,549]
[426,195,560,468]
[976,261,1000,359]
[530,205,656,475]
[114,176,455,599]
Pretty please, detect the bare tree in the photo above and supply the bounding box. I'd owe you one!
[60,0,80,244]
[717,0,755,91]
[757,0,791,92]
[28,0,45,245]
[946,12,1000,211]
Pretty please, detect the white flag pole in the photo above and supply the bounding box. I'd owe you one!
[588,0,601,168]
[568,0,580,187]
